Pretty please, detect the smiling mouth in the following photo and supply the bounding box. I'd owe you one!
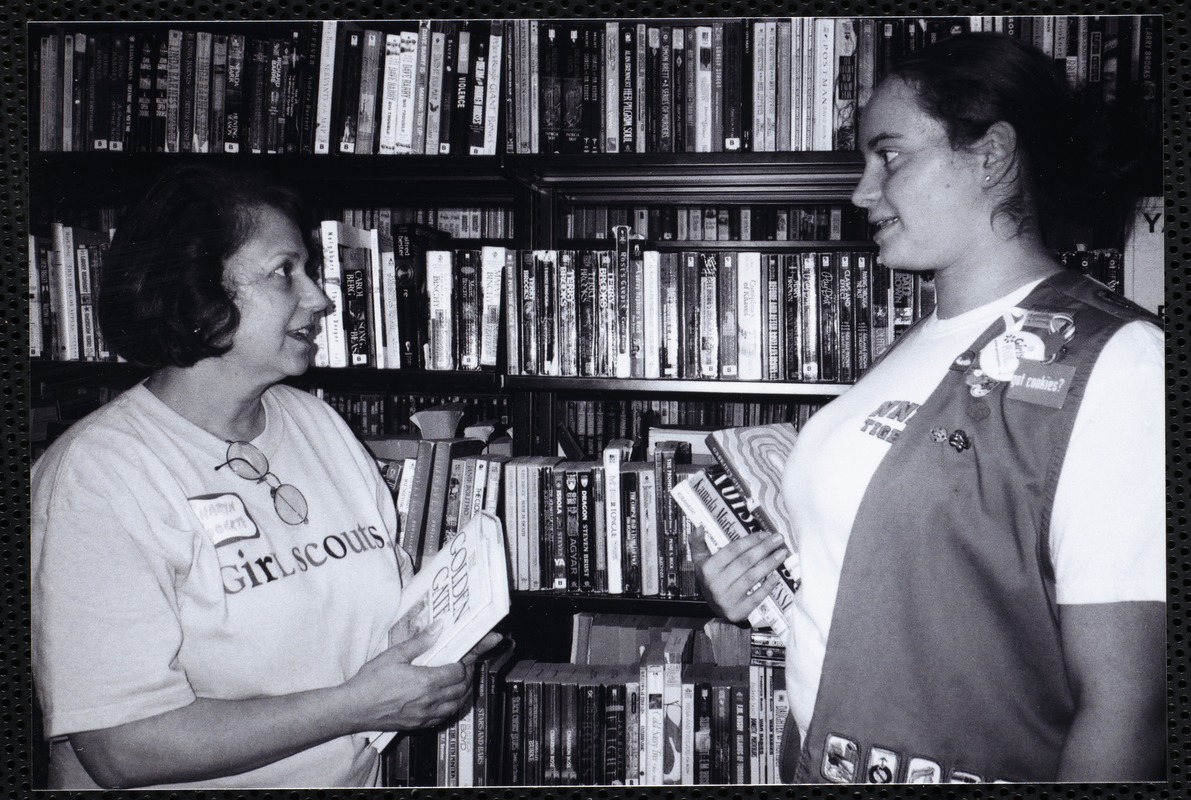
[287,324,318,343]
[871,217,900,234]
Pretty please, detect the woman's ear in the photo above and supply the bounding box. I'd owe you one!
[976,121,1019,187]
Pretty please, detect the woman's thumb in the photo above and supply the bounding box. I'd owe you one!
[388,618,444,662]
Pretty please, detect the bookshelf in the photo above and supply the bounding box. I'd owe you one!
[29,15,1161,788]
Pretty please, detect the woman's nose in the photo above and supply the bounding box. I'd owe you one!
[851,165,880,209]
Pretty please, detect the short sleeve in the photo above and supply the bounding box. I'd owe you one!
[1050,320,1165,604]
[32,444,197,737]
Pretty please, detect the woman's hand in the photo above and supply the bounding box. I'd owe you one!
[689,531,790,623]
[342,624,480,731]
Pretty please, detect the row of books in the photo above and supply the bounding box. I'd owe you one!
[33,20,507,156]
[28,224,114,362]
[34,16,1160,157]
[27,211,507,363]
[316,390,510,438]
[391,615,793,786]
[557,399,823,462]
[375,413,803,600]
[507,15,1156,155]
[315,221,513,372]
[561,203,869,243]
[507,229,908,385]
[337,205,515,242]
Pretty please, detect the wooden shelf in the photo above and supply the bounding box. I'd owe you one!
[557,238,876,251]
[504,151,865,203]
[297,367,503,393]
[29,152,515,217]
[506,375,849,397]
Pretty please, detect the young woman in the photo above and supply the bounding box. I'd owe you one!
[694,32,1164,783]
[31,166,498,788]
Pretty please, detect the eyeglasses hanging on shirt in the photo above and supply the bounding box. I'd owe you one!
[215,440,309,525]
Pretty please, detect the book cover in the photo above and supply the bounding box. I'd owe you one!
[371,511,510,752]
[669,467,794,637]
[706,422,801,585]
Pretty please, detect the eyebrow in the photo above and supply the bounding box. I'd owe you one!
[864,132,903,150]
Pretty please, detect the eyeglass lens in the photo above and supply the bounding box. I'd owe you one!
[223,441,309,525]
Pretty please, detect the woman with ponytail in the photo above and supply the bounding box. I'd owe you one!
[694,32,1164,783]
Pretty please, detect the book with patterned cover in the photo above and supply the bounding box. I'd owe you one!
[705,422,801,586]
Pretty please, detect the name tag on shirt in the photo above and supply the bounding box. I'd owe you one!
[189,493,260,547]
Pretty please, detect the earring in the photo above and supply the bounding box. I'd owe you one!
[984,175,992,183]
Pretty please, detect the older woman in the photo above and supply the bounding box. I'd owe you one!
[31,165,494,788]
[695,33,1163,783]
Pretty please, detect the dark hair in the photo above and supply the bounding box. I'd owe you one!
[98,165,315,369]
[888,32,1141,245]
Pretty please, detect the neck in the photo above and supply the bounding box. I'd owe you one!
[932,233,1060,320]
[145,362,271,442]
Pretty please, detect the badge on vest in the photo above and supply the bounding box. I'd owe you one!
[906,756,943,783]
[864,746,900,783]
[959,307,1077,404]
[821,734,860,783]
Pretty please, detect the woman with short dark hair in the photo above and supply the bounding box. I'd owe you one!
[695,33,1164,783]
[31,165,496,789]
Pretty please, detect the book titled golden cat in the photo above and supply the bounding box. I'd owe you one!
[368,511,510,752]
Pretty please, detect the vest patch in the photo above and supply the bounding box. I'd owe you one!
[906,755,943,783]
[864,745,899,783]
[821,733,860,782]
[1006,361,1076,408]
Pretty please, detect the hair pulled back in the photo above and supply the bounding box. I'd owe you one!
[888,32,1142,244]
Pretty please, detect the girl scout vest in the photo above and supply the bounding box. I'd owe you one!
[790,270,1159,784]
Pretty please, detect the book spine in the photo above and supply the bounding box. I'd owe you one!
[424,26,446,155]
[694,26,712,153]
[74,243,96,360]
[50,223,78,360]
[449,27,472,155]
[743,250,768,382]
[698,252,720,378]
[557,250,578,376]
[318,221,349,368]
[836,251,854,383]
[560,26,583,154]
[457,249,481,370]
[799,252,820,380]
[411,19,432,155]
[354,29,382,155]
[619,25,636,152]
[812,18,834,150]
[482,23,504,155]
[342,244,373,367]
[426,250,456,370]
[218,34,242,153]
[817,252,839,383]
[466,23,490,154]
[833,19,857,151]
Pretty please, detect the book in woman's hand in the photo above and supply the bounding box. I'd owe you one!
[389,510,510,663]
[368,511,510,752]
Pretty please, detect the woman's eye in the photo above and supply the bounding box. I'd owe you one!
[273,262,295,278]
[879,150,900,166]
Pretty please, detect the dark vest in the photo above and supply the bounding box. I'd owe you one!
[789,271,1158,784]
